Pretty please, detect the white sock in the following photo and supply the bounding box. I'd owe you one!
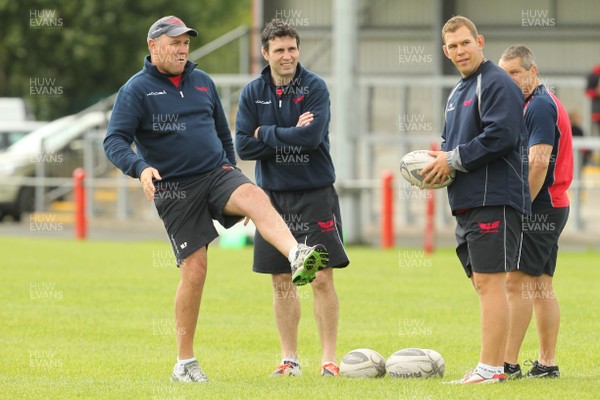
[175,357,196,372]
[288,245,299,264]
[475,362,503,378]
[282,358,299,366]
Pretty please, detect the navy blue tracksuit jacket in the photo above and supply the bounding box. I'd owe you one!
[235,64,335,191]
[442,60,531,215]
[104,56,235,185]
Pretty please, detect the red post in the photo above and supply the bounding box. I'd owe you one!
[381,170,394,248]
[424,189,435,254]
[424,142,438,254]
[73,168,87,240]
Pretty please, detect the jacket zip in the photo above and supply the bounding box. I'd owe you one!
[276,87,282,108]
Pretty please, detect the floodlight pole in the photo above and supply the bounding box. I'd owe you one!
[333,0,360,243]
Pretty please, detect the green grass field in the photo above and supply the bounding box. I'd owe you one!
[1,236,599,399]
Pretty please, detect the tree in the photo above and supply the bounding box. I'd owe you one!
[0,0,250,120]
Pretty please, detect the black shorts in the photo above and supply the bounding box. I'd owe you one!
[154,166,252,265]
[253,185,350,274]
[455,206,524,278]
[518,207,569,277]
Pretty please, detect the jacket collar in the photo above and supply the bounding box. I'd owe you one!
[461,58,490,82]
[260,62,304,89]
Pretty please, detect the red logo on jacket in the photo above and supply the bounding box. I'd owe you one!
[195,86,209,92]
[292,95,304,104]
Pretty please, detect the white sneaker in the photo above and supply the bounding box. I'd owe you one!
[448,369,506,384]
[171,360,208,383]
[269,361,303,377]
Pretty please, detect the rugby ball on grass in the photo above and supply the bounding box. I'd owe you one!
[340,348,386,378]
[385,348,445,378]
[400,150,455,189]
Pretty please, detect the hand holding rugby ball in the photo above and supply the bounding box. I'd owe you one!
[400,150,455,189]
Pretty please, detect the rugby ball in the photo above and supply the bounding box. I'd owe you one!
[385,348,445,378]
[339,348,386,378]
[400,150,455,189]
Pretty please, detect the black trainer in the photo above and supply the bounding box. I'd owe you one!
[524,361,560,378]
[504,362,523,380]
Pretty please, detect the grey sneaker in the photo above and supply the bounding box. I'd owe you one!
[290,243,329,286]
[270,360,302,377]
[171,360,208,383]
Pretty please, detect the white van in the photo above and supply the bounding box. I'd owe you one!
[0,98,28,122]
[0,111,109,221]
[0,98,46,151]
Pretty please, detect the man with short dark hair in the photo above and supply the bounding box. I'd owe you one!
[422,16,530,384]
[235,19,349,377]
[499,44,573,380]
[104,15,329,383]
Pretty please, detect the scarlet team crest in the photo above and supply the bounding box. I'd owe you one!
[317,219,335,233]
[479,220,500,234]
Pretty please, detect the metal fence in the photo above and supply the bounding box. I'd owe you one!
[3,74,599,244]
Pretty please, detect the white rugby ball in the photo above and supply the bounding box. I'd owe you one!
[340,348,386,378]
[400,150,455,189]
[385,348,445,378]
